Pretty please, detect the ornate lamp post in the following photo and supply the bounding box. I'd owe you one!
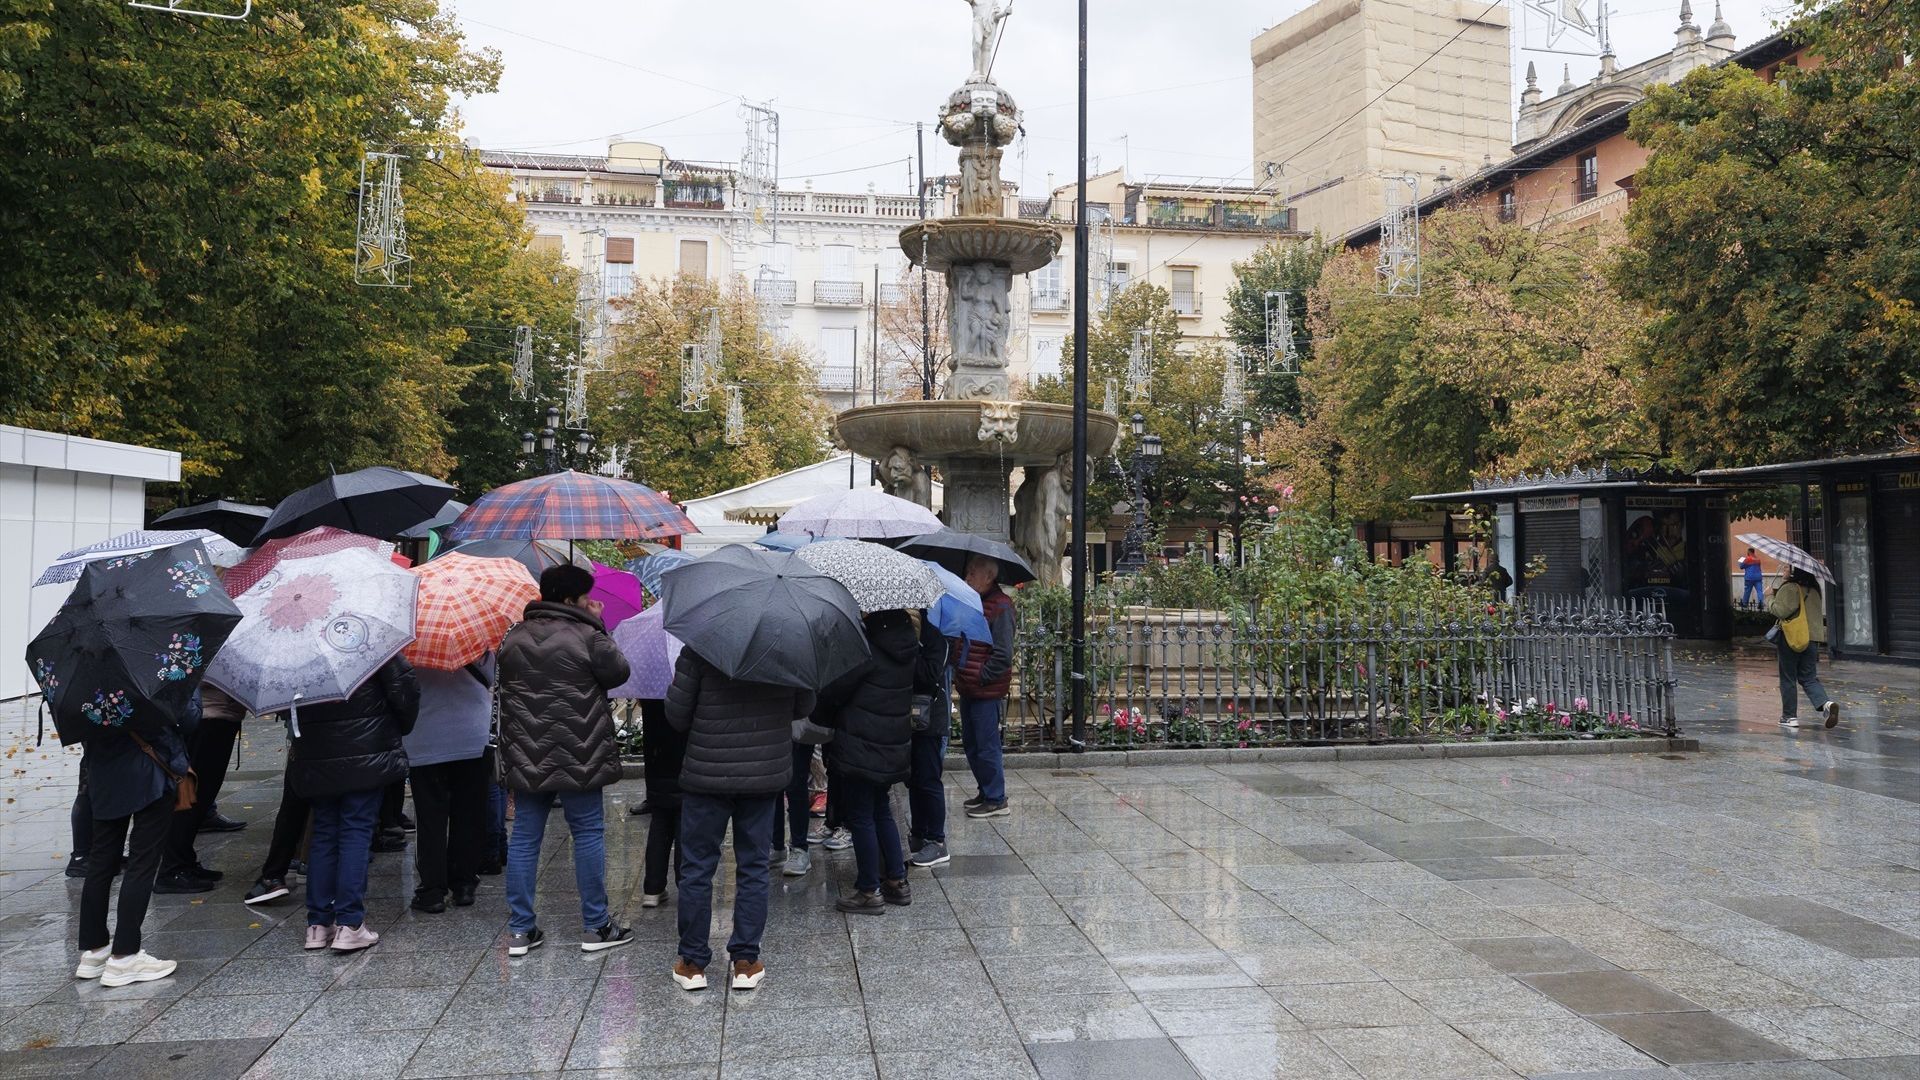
[520,405,592,477]
[1116,412,1163,575]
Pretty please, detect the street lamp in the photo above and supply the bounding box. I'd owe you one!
[1116,414,1162,575]
[520,430,537,458]
[574,430,595,459]
[522,405,593,477]
[1325,438,1346,524]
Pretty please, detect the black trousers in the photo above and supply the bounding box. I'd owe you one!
[643,803,682,896]
[379,778,407,831]
[411,756,488,898]
[261,766,310,882]
[162,716,241,872]
[78,790,172,955]
[71,773,92,859]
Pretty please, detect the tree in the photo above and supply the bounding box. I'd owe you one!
[874,265,948,400]
[0,1,575,503]
[1223,237,1335,422]
[1615,7,1920,467]
[590,276,831,499]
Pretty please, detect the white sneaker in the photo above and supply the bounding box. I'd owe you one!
[1780,717,1801,728]
[74,946,110,980]
[1824,701,1840,728]
[100,951,176,988]
[640,893,665,909]
[783,847,812,876]
[821,828,852,851]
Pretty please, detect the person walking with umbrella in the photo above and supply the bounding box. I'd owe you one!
[496,565,635,957]
[1769,567,1842,729]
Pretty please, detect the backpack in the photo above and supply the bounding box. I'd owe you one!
[1778,585,1811,653]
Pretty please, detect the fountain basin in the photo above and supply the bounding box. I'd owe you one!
[835,400,1118,468]
[899,217,1060,275]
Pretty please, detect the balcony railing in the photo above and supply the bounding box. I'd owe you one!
[1032,290,1068,312]
[1540,187,1628,230]
[878,283,907,305]
[753,276,797,304]
[1172,297,1203,316]
[813,280,864,306]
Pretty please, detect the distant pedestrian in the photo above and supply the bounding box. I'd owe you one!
[292,655,418,952]
[1768,568,1841,729]
[664,646,816,992]
[74,712,191,987]
[954,554,1014,819]
[1739,548,1764,609]
[153,685,246,893]
[405,657,495,914]
[908,612,955,868]
[497,565,634,957]
[818,609,933,914]
[638,698,685,908]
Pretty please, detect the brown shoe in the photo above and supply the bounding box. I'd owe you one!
[730,959,765,990]
[671,958,707,991]
[881,878,912,907]
[836,890,886,916]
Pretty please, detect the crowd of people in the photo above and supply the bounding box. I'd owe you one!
[67,555,1019,992]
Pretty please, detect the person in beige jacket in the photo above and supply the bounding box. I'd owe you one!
[1768,568,1841,728]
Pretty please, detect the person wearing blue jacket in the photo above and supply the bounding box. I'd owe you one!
[74,713,191,988]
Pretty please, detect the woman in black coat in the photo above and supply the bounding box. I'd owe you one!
[815,609,929,915]
[290,656,418,952]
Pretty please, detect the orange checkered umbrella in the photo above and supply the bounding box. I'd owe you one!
[404,553,538,671]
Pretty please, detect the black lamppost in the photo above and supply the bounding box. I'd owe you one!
[1325,438,1346,524]
[1232,418,1252,567]
[1116,412,1163,575]
[519,405,593,477]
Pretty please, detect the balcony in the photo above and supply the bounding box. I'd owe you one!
[813,280,864,306]
[1172,297,1203,317]
[1031,290,1068,312]
[1539,187,1628,230]
[754,276,797,304]
[878,283,907,305]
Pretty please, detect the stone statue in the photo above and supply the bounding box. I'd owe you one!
[1012,453,1073,586]
[880,445,932,508]
[964,0,1010,83]
[957,143,1003,216]
[948,262,1009,362]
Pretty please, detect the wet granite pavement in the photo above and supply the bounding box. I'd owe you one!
[2,645,1918,1079]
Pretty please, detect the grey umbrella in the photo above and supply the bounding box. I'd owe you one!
[154,499,272,545]
[895,529,1036,586]
[658,545,868,691]
[399,500,468,540]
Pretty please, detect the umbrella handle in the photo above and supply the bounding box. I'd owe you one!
[288,693,303,739]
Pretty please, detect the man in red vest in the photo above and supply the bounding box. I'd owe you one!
[955,554,1015,818]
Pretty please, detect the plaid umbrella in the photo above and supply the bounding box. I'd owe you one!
[35,529,243,586]
[627,550,695,600]
[1737,533,1835,586]
[778,489,942,540]
[224,526,393,596]
[796,540,946,614]
[608,605,683,700]
[404,553,538,671]
[446,471,696,543]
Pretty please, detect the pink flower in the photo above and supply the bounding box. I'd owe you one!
[1573,697,1590,712]
[1280,484,1295,500]
[1235,718,1252,731]
[263,573,340,633]
[1266,505,1280,516]
[1495,709,1508,721]
[1098,703,1112,715]
[1355,663,1369,678]
[1558,716,1572,728]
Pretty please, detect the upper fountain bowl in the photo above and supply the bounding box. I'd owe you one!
[834,399,1119,468]
[899,217,1059,275]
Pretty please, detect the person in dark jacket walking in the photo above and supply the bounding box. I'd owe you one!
[638,697,684,907]
[405,656,495,913]
[292,655,418,952]
[664,647,816,992]
[154,685,246,893]
[74,716,191,987]
[497,565,634,957]
[817,609,930,915]
[954,555,1015,818]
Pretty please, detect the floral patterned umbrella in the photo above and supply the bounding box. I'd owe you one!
[27,540,243,743]
[796,540,946,614]
[34,529,243,586]
[205,548,418,720]
[223,526,393,596]
[404,553,538,671]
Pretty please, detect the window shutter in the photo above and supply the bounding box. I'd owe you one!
[679,239,708,279]
[530,234,563,256]
[605,237,635,264]
[823,244,855,282]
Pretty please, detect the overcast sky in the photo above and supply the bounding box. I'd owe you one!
[450,0,1795,197]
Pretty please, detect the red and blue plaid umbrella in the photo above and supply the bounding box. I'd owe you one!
[446,471,696,543]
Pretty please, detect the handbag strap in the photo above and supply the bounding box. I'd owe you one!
[127,731,186,785]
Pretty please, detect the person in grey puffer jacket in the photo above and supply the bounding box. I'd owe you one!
[497,565,633,958]
[663,647,815,993]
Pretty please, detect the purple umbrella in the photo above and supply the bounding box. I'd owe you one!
[589,563,645,630]
[608,606,682,700]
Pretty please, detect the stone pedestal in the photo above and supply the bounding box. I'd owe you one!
[940,456,1015,542]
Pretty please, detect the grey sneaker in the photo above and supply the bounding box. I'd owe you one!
[908,841,950,868]
[821,828,852,851]
[582,923,633,953]
[965,800,1010,819]
[507,927,545,956]
[783,847,812,876]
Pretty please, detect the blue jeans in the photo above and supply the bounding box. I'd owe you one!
[486,773,507,858]
[958,696,1006,803]
[676,793,776,969]
[1777,638,1830,719]
[307,787,382,928]
[1741,579,1762,608]
[506,789,609,935]
[840,779,905,892]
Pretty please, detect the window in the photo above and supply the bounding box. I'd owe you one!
[1576,152,1599,202]
[1170,268,1198,314]
[678,239,708,280]
[1497,189,1517,223]
[821,244,855,282]
[530,234,563,256]
[1030,335,1063,379]
[770,242,794,277]
[817,326,858,389]
[1034,257,1064,308]
[605,237,635,297]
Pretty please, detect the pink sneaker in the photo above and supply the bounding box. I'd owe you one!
[330,924,379,952]
[304,925,334,951]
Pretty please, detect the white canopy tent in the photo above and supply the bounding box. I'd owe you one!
[679,454,942,554]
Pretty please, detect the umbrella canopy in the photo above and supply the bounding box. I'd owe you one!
[923,560,991,641]
[754,531,832,552]
[608,605,684,700]
[398,499,469,540]
[35,530,243,587]
[254,466,456,544]
[153,500,273,546]
[205,547,419,716]
[896,529,1036,586]
[589,563,646,630]
[658,545,868,691]
[627,549,695,600]
[405,553,539,671]
[778,488,942,540]
[437,538,588,577]
[446,471,696,543]
[225,526,393,596]
[795,540,946,614]
[27,540,243,742]
[1737,533,1835,586]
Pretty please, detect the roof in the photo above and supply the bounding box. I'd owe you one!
[478,149,736,177]
[1413,465,1717,503]
[1695,449,1920,484]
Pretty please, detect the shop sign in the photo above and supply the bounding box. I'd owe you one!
[1519,495,1580,513]
[1877,471,1920,492]
[1626,496,1686,509]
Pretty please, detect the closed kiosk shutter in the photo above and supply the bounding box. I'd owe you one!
[1525,511,1583,596]
[1875,488,1920,658]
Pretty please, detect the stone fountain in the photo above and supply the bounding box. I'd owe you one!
[832,0,1118,583]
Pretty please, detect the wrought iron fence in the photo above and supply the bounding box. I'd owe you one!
[996,596,1676,751]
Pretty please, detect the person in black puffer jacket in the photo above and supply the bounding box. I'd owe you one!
[497,565,633,957]
[814,609,930,916]
[663,647,815,992]
[291,655,418,954]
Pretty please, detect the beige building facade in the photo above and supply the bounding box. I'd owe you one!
[1251,0,1512,238]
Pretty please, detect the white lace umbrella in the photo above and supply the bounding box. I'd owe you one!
[797,540,946,614]
[1736,533,1835,586]
[35,529,244,586]
[204,547,418,724]
[778,489,941,540]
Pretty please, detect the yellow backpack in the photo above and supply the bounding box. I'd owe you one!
[1779,585,1811,653]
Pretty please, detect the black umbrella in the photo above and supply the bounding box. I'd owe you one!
[254,467,456,544]
[895,529,1036,586]
[434,538,589,575]
[26,540,244,744]
[398,499,468,540]
[658,546,868,691]
[153,499,272,546]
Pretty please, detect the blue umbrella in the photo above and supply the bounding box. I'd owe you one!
[922,560,990,642]
[754,531,833,552]
[627,549,695,599]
